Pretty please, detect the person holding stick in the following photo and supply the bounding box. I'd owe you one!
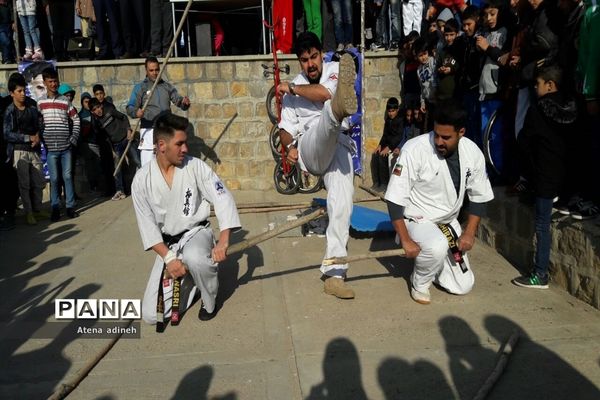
[385,102,494,305]
[126,56,190,166]
[131,113,240,329]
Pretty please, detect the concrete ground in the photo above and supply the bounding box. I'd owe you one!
[1,187,600,400]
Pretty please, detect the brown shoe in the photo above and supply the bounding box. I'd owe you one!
[331,53,357,122]
[324,276,355,299]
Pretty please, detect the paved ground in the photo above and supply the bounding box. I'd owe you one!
[1,187,600,399]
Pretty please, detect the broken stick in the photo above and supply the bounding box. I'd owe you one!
[472,329,520,400]
[227,207,326,255]
[322,248,406,266]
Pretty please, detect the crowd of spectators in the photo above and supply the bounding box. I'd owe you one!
[361,0,598,221]
[0,0,173,62]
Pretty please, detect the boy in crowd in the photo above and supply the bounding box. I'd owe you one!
[477,0,508,176]
[414,37,437,130]
[437,18,462,101]
[371,97,403,191]
[79,92,106,194]
[513,66,578,288]
[3,73,46,225]
[458,5,483,145]
[89,98,140,200]
[38,68,80,222]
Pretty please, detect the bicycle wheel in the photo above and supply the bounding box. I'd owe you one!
[266,85,279,125]
[298,170,324,193]
[269,125,283,159]
[273,159,300,194]
[482,109,501,176]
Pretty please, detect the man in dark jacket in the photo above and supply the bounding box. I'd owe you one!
[90,98,140,200]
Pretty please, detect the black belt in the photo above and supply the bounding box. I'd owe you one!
[436,223,468,273]
[155,230,188,333]
[155,223,208,332]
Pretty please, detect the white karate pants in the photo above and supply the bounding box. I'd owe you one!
[142,228,219,324]
[298,101,355,278]
[406,219,474,295]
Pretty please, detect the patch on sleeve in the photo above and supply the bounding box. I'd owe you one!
[392,163,403,176]
[329,73,338,81]
[215,180,226,195]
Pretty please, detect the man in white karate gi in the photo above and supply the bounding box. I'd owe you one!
[132,113,240,327]
[277,32,358,299]
[385,101,494,304]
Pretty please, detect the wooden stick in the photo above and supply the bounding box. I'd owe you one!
[233,196,380,211]
[113,0,194,177]
[227,208,325,255]
[210,196,381,216]
[322,248,406,266]
[47,321,134,400]
[472,330,520,400]
[358,184,386,201]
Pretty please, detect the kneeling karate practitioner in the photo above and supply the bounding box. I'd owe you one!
[277,32,358,299]
[132,113,240,328]
[384,102,494,304]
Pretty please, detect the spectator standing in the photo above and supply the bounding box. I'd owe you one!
[477,0,509,176]
[414,37,436,129]
[78,91,104,193]
[92,0,123,59]
[371,97,403,191]
[513,66,578,288]
[38,68,80,221]
[92,83,116,114]
[436,18,461,101]
[90,98,140,200]
[372,0,401,51]
[16,0,44,61]
[458,6,483,145]
[303,0,322,40]
[0,0,15,64]
[0,93,19,230]
[149,0,172,57]
[330,0,353,50]
[4,73,47,225]
[127,56,190,166]
[44,0,75,61]
[75,0,95,39]
[402,0,424,36]
[119,0,148,58]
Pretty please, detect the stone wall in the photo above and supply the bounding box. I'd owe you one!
[479,189,600,310]
[0,53,401,190]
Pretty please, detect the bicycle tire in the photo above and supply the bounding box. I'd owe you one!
[482,109,500,176]
[269,125,283,159]
[266,85,279,125]
[298,171,324,193]
[273,159,300,194]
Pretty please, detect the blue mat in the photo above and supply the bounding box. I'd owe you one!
[313,198,394,233]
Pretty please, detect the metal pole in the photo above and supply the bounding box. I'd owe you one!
[360,0,366,181]
[261,0,267,54]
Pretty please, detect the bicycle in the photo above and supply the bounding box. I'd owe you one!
[263,19,323,194]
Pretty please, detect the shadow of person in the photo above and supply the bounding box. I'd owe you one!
[0,283,101,398]
[483,314,600,400]
[170,365,216,400]
[439,316,497,399]
[217,229,264,309]
[186,122,221,165]
[306,337,368,400]
[378,357,455,400]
